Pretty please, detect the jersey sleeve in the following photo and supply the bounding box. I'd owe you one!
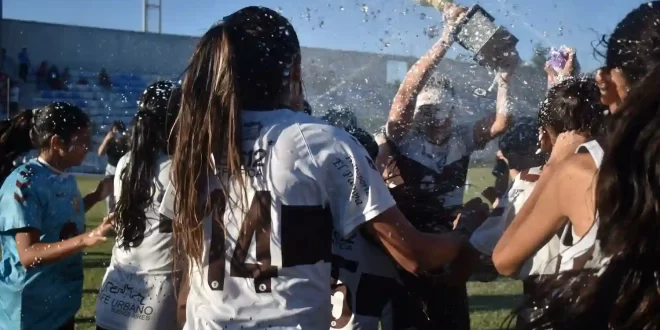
[309,127,396,238]
[113,155,128,202]
[0,171,44,233]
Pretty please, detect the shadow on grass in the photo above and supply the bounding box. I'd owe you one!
[75,317,96,324]
[83,259,110,269]
[83,251,112,257]
[84,288,100,294]
[469,294,521,312]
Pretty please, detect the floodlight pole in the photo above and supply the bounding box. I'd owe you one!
[142,0,163,34]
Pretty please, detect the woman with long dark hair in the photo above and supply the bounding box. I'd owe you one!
[159,6,477,330]
[0,102,113,330]
[493,76,607,277]
[500,2,660,329]
[95,81,181,330]
[0,109,35,183]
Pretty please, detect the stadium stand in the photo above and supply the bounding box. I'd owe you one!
[2,18,546,174]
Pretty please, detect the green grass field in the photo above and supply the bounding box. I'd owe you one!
[74,166,521,330]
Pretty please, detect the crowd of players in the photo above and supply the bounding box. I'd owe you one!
[0,2,659,330]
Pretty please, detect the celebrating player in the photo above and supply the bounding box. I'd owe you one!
[95,81,181,330]
[0,102,113,330]
[161,6,475,330]
[375,4,513,329]
[507,3,660,328]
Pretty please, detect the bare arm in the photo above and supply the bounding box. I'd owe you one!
[493,153,597,276]
[473,71,514,147]
[14,218,112,269]
[364,206,466,274]
[386,6,466,142]
[97,132,113,156]
[386,39,453,142]
[492,164,562,276]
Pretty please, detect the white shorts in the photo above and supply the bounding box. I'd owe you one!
[95,266,178,330]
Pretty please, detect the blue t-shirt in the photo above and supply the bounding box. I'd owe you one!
[0,159,85,330]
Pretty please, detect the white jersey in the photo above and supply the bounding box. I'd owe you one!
[395,124,476,209]
[558,140,607,272]
[470,166,561,278]
[159,109,396,330]
[96,153,177,330]
[330,230,401,330]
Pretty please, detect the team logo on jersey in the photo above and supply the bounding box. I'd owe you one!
[98,280,154,321]
[332,156,370,206]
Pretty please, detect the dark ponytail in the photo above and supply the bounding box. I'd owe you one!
[0,110,35,183]
[114,81,181,249]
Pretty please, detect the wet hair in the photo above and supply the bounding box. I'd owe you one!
[349,127,379,160]
[31,102,90,150]
[522,3,660,329]
[114,81,181,250]
[538,76,607,138]
[172,6,300,269]
[421,74,455,97]
[499,117,541,159]
[0,110,35,182]
[322,106,358,131]
[605,2,660,86]
[112,120,126,132]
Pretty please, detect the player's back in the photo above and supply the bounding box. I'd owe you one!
[161,109,395,330]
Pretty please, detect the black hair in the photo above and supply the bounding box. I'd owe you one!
[31,102,90,150]
[303,101,312,115]
[522,2,660,329]
[322,106,358,131]
[112,120,126,132]
[0,110,35,183]
[498,117,540,159]
[115,81,181,249]
[348,127,378,160]
[538,76,607,138]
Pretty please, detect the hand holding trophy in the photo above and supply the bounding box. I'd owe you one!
[414,0,520,71]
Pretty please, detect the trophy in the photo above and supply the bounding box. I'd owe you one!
[414,0,520,70]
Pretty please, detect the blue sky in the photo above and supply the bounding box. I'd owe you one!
[3,0,650,70]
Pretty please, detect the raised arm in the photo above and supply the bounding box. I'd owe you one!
[386,5,467,142]
[472,69,515,147]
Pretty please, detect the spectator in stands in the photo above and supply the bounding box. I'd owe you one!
[97,121,130,214]
[0,102,113,330]
[61,67,71,86]
[99,67,112,90]
[17,48,30,82]
[1,48,16,75]
[8,79,20,115]
[47,64,63,90]
[35,61,48,90]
